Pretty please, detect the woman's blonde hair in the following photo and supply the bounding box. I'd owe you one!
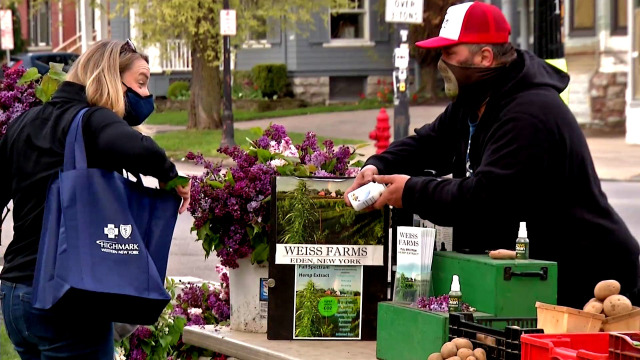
[66,40,149,117]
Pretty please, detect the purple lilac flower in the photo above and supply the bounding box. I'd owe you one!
[314,170,334,177]
[255,135,270,149]
[130,348,148,360]
[133,326,153,340]
[0,65,40,140]
[262,124,287,143]
[176,283,205,309]
[187,313,206,326]
[345,167,361,177]
[334,146,352,175]
[208,293,230,321]
[414,295,473,312]
[309,151,330,168]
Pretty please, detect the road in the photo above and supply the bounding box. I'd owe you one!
[1,180,639,281]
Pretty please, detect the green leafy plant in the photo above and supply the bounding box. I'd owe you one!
[167,81,190,101]
[251,64,288,99]
[17,62,66,103]
[295,280,322,338]
[281,180,319,244]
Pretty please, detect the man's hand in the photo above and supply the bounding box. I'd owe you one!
[344,165,379,207]
[176,182,191,214]
[371,174,410,209]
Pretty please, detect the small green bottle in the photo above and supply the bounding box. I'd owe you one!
[448,275,462,312]
[515,221,530,260]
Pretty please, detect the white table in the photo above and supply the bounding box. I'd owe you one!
[183,326,378,360]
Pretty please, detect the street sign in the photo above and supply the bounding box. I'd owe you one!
[0,9,13,50]
[220,9,237,36]
[385,0,424,24]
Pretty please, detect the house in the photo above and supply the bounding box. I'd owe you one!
[9,0,189,98]
[13,0,108,55]
[235,0,395,104]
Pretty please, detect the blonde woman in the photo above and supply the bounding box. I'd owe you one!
[0,39,189,359]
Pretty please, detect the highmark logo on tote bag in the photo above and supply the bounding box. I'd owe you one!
[98,223,139,254]
[32,107,181,325]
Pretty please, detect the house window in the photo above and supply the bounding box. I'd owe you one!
[330,0,368,41]
[612,0,628,35]
[244,16,270,48]
[570,0,596,36]
[29,0,51,47]
[329,76,366,102]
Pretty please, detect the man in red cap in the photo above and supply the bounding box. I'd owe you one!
[345,1,640,309]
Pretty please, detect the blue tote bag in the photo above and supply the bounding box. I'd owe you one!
[32,108,181,325]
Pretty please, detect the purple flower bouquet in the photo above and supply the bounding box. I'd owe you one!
[186,124,365,268]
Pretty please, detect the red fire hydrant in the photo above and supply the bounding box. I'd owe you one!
[369,108,391,154]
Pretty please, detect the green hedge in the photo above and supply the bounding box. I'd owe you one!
[251,64,288,99]
[167,81,190,100]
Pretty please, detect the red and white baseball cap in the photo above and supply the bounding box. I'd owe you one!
[416,1,511,49]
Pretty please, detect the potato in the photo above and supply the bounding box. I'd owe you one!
[604,294,633,316]
[467,357,477,360]
[427,353,444,360]
[473,348,487,360]
[483,336,497,346]
[583,300,604,314]
[452,338,473,350]
[595,280,621,301]
[441,342,458,359]
[457,348,474,360]
[447,357,462,360]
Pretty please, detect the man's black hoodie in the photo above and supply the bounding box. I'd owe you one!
[366,50,640,308]
[0,82,178,285]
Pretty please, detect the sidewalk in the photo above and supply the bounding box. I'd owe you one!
[157,105,640,182]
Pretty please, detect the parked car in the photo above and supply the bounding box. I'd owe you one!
[9,52,79,75]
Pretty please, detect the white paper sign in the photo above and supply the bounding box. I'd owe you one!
[394,47,410,69]
[276,244,384,266]
[0,10,13,50]
[220,9,237,36]
[385,0,424,24]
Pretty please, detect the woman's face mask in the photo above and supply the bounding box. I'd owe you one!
[437,57,506,110]
[122,83,155,126]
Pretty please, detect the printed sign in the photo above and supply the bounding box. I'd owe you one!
[385,0,424,24]
[260,278,269,301]
[220,9,237,36]
[276,244,384,265]
[293,265,362,339]
[394,47,410,69]
[0,10,13,50]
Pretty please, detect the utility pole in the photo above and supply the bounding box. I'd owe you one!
[533,0,564,59]
[384,0,423,141]
[393,25,410,140]
[533,0,568,104]
[220,0,236,147]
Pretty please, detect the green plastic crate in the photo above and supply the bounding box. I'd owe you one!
[432,252,558,318]
[376,302,493,360]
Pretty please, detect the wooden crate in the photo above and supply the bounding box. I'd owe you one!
[535,302,605,333]
[602,307,640,332]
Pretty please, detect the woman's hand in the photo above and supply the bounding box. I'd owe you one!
[175,182,191,214]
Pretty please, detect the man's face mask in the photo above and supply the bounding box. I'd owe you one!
[437,57,505,110]
[122,83,155,126]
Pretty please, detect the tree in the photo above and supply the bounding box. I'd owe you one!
[117,0,348,130]
[409,0,459,101]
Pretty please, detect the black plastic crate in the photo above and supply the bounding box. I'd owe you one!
[448,313,543,360]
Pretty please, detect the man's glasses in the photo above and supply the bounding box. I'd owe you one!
[121,39,137,54]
